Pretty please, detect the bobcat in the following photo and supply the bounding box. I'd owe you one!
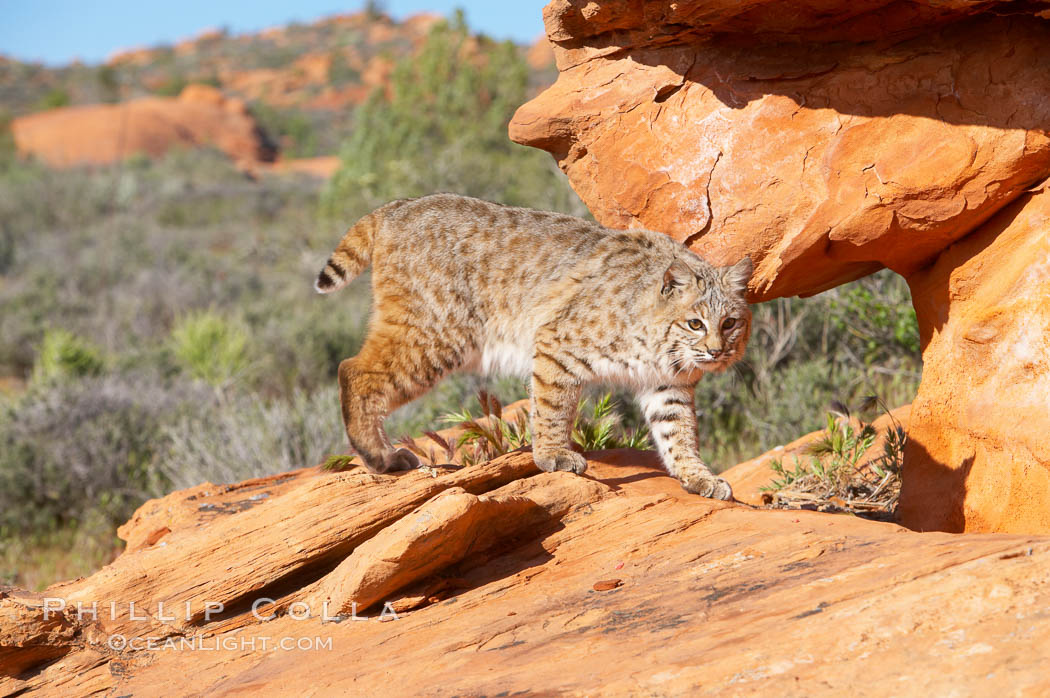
[315,194,752,499]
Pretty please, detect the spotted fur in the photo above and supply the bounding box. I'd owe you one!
[315,194,752,498]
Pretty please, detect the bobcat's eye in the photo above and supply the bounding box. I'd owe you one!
[687,319,705,332]
[722,317,737,331]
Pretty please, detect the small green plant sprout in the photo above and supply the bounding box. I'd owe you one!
[807,403,877,488]
[572,393,615,450]
[170,311,250,390]
[572,393,650,451]
[762,396,906,519]
[31,329,105,384]
[857,394,907,479]
[440,390,650,467]
[321,454,357,472]
[765,456,811,493]
[440,390,531,467]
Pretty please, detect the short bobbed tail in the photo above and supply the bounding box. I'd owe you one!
[314,210,380,294]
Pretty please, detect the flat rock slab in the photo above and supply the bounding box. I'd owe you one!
[4,451,1050,696]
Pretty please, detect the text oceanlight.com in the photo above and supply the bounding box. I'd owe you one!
[107,635,334,652]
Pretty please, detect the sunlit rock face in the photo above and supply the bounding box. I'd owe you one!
[512,10,1050,300]
[900,184,1050,533]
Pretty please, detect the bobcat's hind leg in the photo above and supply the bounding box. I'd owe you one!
[337,357,414,473]
[338,327,462,474]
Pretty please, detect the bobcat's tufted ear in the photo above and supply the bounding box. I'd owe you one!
[661,258,694,297]
[721,256,753,294]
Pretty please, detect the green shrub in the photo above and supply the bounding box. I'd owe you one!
[761,398,907,517]
[328,52,362,85]
[0,373,204,535]
[171,311,250,388]
[249,103,316,158]
[829,274,920,361]
[321,11,587,222]
[0,110,16,170]
[38,88,71,110]
[0,520,122,590]
[573,393,650,451]
[31,329,104,384]
[154,74,188,97]
[0,223,13,274]
[96,65,121,103]
[408,390,650,468]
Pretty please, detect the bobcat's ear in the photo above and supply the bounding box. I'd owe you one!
[721,256,753,294]
[661,259,694,297]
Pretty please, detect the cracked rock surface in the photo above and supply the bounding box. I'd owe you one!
[4,449,1050,695]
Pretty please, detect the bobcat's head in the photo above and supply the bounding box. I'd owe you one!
[657,255,752,376]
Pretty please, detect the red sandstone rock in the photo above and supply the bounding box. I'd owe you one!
[511,14,1050,301]
[0,592,79,676]
[898,181,1050,533]
[11,84,275,168]
[52,453,541,639]
[361,55,395,89]
[541,0,1050,48]
[290,52,331,85]
[308,474,607,614]
[401,12,444,38]
[106,46,161,67]
[4,450,1050,695]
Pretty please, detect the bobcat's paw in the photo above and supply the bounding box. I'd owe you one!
[376,448,420,473]
[679,468,733,501]
[533,448,588,475]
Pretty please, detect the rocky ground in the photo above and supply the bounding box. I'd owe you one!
[3,448,1050,696]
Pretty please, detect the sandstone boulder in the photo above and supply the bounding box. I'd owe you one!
[899,181,1050,533]
[540,0,1050,46]
[11,84,276,168]
[308,474,609,614]
[511,13,1050,301]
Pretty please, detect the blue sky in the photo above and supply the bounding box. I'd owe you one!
[0,1,548,66]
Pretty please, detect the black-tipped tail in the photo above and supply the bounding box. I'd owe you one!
[314,258,348,294]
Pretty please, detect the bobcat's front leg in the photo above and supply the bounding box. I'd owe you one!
[530,348,586,475]
[639,384,732,500]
